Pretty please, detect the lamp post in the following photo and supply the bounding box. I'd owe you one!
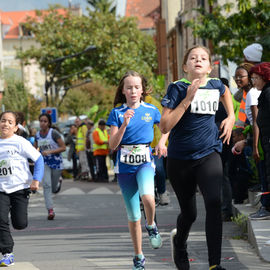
[44,45,96,106]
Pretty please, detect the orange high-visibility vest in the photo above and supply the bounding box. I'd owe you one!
[235,90,247,128]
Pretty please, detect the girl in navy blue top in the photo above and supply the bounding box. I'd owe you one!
[160,46,235,270]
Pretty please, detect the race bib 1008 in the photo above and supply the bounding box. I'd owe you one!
[190,89,220,115]
[120,145,151,165]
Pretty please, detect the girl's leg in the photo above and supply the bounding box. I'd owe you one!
[167,157,197,248]
[128,220,142,255]
[51,169,62,193]
[43,164,53,210]
[117,173,142,255]
[0,192,13,254]
[136,164,155,226]
[10,189,30,230]
[196,152,223,267]
[137,163,162,249]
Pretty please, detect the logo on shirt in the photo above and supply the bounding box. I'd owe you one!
[141,113,152,122]
[162,98,170,103]
[0,160,7,167]
[7,149,19,155]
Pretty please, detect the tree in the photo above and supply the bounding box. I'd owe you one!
[185,0,270,64]
[17,7,157,110]
[1,77,44,122]
[86,0,116,14]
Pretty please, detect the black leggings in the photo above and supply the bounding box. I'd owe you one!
[167,151,223,266]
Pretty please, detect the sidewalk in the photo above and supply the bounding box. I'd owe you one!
[233,191,270,263]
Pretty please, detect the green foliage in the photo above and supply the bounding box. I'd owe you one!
[186,0,270,64]
[150,75,166,101]
[17,7,157,112]
[60,80,115,118]
[232,213,248,238]
[86,0,116,14]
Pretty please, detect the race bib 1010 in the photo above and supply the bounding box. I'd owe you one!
[190,89,220,115]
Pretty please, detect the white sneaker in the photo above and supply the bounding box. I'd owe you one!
[159,191,170,205]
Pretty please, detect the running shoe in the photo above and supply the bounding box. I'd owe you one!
[0,253,14,266]
[209,265,226,270]
[48,209,55,220]
[132,254,145,270]
[145,223,162,249]
[159,191,170,205]
[249,206,270,220]
[170,228,190,270]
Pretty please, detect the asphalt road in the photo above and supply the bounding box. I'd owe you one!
[10,179,270,269]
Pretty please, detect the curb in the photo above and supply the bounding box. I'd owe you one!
[233,202,270,263]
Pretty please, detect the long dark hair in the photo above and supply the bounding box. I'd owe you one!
[39,113,52,128]
[113,70,150,107]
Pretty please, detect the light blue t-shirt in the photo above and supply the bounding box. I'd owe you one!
[161,78,225,160]
[106,102,161,173]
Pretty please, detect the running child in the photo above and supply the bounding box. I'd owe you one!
[160,45,235,270]
[35,113,66,220]
[0,111,44,266]
[106,70,168,270]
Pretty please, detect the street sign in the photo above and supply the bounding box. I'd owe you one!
[41,107,58,124]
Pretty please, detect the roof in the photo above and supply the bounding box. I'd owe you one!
[125,0,160,30]
[0,9,66,39]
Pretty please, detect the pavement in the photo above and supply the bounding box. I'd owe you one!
[233,190,270,263]
[7,174,270,269]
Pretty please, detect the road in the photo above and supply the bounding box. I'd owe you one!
[10,179,270,269]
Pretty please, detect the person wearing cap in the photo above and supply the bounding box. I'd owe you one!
[75,117,90,181]
[234,62,270,219]
[92,119,109,182]
[243,43,263,65]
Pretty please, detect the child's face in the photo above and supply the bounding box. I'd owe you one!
[234,68,249,89]
[39,116,50,131]
[122,76,143,106]
[0,113,18,139]
[183,47,212,78]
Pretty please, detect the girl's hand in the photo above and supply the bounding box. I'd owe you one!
[155,143,167,158]
[123,109,134,127]
[30,180,39,191]
[253,148,260,163]
[219,116,235,145]
[42,150,50,156]
[186,79,201,102]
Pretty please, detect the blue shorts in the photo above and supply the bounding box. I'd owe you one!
[117,163,155,222]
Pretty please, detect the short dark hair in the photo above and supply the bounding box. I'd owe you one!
[98,120,106,126]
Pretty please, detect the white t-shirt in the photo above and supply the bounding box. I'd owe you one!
[0,134,41,193]
[245,87,261,125]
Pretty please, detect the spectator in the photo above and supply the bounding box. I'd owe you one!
[65,124,78,180]
[75,117,90,181]
[145,95,170,205]
[92,120,109,182]
[86,120,97,181]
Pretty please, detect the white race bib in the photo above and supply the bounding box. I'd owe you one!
[120,145,151,165]
[0,159,13,178]
[38,139,52,152]
[190,89,219,115]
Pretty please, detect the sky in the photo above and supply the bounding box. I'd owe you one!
[0,0,89,12]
